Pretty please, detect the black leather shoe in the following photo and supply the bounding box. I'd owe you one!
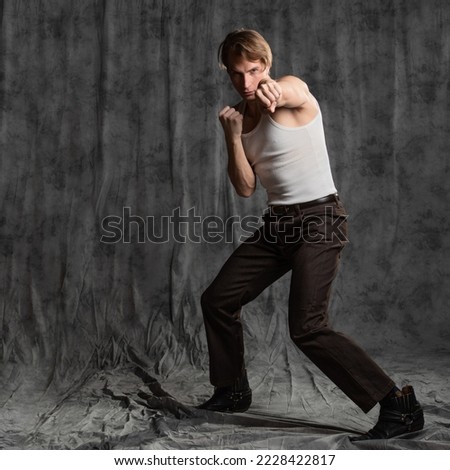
[197,375,252,413]
[350,385,424,441]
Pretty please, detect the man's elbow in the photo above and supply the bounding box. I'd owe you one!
[236,186,256,198]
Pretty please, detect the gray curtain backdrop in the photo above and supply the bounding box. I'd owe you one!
[1,0,449,450]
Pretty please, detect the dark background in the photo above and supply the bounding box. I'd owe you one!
[1,0,449,450]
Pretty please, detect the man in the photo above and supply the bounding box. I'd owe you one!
[197,29,424,440]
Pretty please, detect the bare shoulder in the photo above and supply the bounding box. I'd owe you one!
[276,75,318,113]
[273,75,319,125]
[278,75,314,97]
[277,75,305,84]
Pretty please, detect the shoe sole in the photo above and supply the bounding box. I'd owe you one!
[350,419,425,441]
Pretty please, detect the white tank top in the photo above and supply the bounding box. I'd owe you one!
[241,106,337,205]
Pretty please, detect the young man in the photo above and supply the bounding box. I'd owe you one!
[197,29,424,440]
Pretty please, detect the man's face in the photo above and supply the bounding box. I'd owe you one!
[227,54,270,101]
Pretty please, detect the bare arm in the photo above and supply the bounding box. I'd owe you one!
[219,106,256,198]
[256,75,312,112]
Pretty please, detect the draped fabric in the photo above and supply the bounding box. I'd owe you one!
[1,0,449,450]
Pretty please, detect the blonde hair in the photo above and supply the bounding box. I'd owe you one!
[218,29,272,71]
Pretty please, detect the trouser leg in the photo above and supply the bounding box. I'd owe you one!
[201,199,395,412]
[288,238,394,413]
[201,229,290,387]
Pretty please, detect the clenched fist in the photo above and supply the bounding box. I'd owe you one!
[219,106,244,137]
[256,79,282,113]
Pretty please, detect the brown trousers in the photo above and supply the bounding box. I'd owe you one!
[201,196,394,413]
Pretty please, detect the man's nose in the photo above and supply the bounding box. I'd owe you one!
[243,74,252,89]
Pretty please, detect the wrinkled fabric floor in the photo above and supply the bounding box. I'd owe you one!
[1,346,448,450]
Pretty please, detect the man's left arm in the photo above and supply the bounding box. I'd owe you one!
[256,75,311,112]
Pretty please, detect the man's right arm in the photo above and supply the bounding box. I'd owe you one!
[219,106,256,198]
